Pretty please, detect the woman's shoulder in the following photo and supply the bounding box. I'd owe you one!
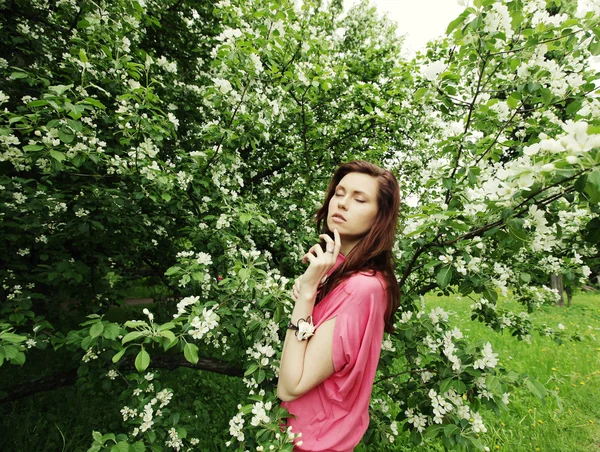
[343,270,387,294]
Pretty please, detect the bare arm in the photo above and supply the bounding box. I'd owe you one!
[277,230,341,402]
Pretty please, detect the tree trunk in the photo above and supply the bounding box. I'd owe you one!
[565,285,572,307]
[551,273,564,307]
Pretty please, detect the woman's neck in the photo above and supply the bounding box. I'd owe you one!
[340,238,359,256]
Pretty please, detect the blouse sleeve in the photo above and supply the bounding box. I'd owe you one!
[331,274,387,376]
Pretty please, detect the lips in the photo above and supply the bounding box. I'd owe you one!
[332,212,346,222]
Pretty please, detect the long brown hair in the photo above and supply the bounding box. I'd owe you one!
[315,160,401,333]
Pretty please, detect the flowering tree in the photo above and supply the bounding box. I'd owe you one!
[1,0,599,450]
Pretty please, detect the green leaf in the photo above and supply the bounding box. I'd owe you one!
[444,423,459,436]
[110,441,130,452]
[124,320,148,329]
[506,218,527,243]
[585,218,600,244]
[585,171,600,203]
[0,333,27,343]
[28,99,48,107]
[130,442,145,452]
[67,119,83,132]
[89,322,104,338]
[101,433,116,443]
[446,9,471,35]
[184,343,199,364]
[12,352,26,365]
[440,377,453,393]
[423,424,444,439]
[436,266,453,289]
[589,38,600,56]
[485,375,502,393]
[135,348,150,372]
[566,100,582,116]
[49,150,66,162]
[103,323,121,340]
[81,335,95,350]
[414,87,427,101]
[238,268,251,281]
[482,286,498,303]
[442,177,455,190]
[165,266,181,276]
[244,363,259,376]
[525,379,547,400]
[23,144,44,152]
[452,379,466,393]
[58,128,75,144]
[506,92,521,109]
[122,331,145,344]
[161,192,172,202]
[9,116,26,124]
[48,84,73,96]
[83,97,106,109]
[160,330,176,344]
[10,71,28,79]
[257,369,266,384]
[3,345,19,359]
[112,348,126,363]
[158,322,176,331]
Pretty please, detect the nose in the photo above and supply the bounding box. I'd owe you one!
[337,195,348,210]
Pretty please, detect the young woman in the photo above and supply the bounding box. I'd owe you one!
[277,160,401,451]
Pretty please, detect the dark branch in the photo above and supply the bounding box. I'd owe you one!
[0,355,243,405]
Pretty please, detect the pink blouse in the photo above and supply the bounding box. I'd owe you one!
[281,254,387,452]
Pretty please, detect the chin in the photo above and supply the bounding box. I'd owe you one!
[326,217,335,232]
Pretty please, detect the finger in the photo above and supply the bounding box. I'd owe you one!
[333,228,342,256]
[302,248,313,264]
[312,244,324,257]
[320,234,335,253]
[304,244,320,257]
[303,252,317,264]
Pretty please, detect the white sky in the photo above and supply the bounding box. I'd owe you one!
[344,0,465,56]
[343,1,600,69]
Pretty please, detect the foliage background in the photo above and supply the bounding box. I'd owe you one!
[1,0,600,450]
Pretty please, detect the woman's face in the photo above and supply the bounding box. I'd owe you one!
[327,172,379,246]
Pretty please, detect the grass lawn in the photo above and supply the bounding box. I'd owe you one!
[416,290,600,452]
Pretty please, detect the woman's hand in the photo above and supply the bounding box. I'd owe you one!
[294,229,341,299]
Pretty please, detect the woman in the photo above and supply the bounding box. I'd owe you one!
[277,160,401,451]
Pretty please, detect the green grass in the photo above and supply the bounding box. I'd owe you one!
[420,291,600,452]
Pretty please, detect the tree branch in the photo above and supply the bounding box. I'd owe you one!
[444,49,489,205]
[0,355,243,405]
[490,24,596,57]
